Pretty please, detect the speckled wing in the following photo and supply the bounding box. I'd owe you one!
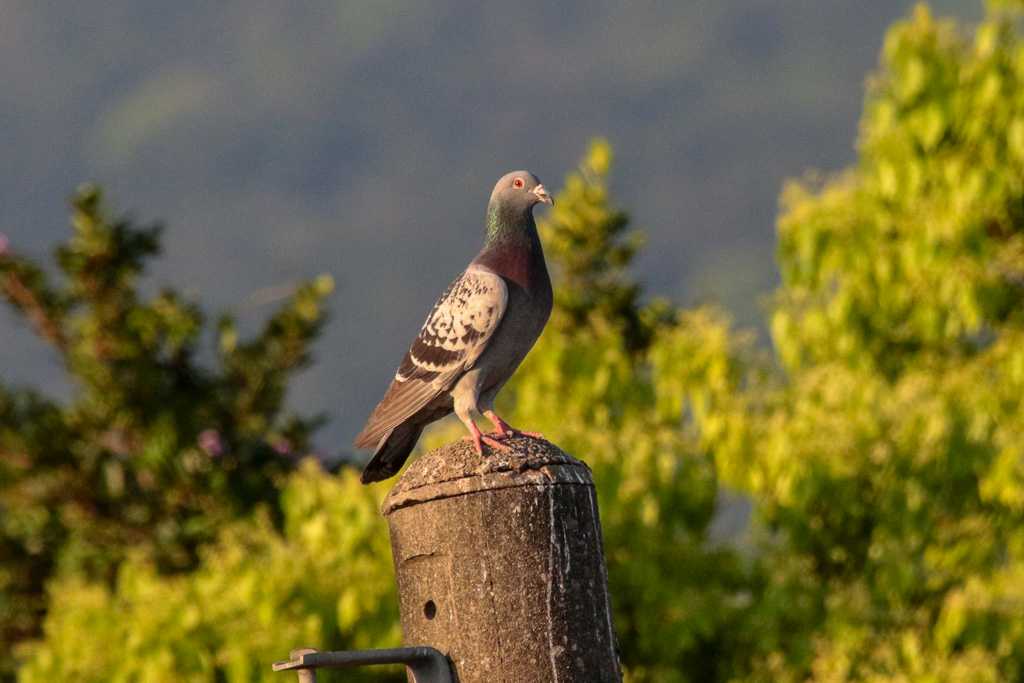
[353,265,508,449]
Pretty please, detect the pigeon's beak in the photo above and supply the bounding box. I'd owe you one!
[532,184,554,206]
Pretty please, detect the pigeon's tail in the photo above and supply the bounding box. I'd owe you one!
[359,422,424,484]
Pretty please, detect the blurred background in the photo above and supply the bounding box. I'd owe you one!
[7,2,1024,682]
[0,1,971,448]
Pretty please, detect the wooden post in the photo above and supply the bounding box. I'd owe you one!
[383,436,621,682]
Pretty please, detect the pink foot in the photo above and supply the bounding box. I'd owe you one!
[461,434,485,455]
[462,426,512,454]
[484,411,544,441]
[487,429,545,441]
[480,434,511,451]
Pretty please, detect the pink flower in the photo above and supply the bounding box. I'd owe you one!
[198,429,223,457]
[271,439,292,456]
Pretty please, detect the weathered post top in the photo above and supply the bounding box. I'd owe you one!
[383,435,590,513]
[384,436,621,683]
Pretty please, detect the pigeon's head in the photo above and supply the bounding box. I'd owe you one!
[489,170,554,211]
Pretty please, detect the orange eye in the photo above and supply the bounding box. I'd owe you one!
[512,177,524,188]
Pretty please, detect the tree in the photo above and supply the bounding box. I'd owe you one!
[0,187,332,677]
[18,462,399,683]
[706,3,1024,679]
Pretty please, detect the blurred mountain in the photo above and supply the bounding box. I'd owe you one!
[0,1,975,449]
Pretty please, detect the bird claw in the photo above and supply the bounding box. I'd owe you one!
[483,411,543,441]
[480,434,512,452]
[462,433,512,455]
[487,429,544,441]
[462,434,484,455]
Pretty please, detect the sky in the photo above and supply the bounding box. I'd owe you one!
[0,1,974,452]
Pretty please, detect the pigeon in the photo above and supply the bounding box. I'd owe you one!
[355,170,554,484]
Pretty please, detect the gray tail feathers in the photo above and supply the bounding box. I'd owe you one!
[359,422,424,484]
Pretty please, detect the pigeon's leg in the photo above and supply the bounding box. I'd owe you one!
[482,410,544,441]
[460,419,512,454]
[453,379,510,455]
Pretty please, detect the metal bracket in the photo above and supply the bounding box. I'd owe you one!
[273,646,454,683]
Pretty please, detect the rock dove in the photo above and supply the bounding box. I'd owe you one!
[355,171,554,484]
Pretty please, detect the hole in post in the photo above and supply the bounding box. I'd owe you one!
[423,600,437,620]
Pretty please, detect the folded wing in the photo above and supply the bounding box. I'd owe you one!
[354,265,508,449]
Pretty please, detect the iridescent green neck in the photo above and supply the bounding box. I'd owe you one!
[485,201,535,247]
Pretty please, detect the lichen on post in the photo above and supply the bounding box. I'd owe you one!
[383,436,621,682]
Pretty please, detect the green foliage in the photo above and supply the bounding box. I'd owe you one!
[19,462,400,683]
[705,3,1024,679]
[989,0,1024,12]
[539,139,650,350]
[0,187,331,676]
[772,4,1024,376]
[520,149,753,683]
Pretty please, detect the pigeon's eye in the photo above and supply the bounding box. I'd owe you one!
[512,177,524,189]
